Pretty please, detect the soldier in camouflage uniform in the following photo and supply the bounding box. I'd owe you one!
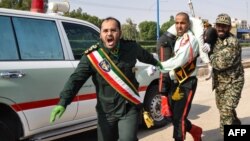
[205,13,245,135]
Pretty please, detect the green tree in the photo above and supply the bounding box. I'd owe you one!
[121,18,139,40]
[64,7,102,28]
[0,0,31,10]
[160,15,175,35]
[87,16,102,28]
[138,21,157,40]
[0,0,16,8]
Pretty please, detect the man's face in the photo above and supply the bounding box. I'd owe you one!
[175,15,190,36]
[100,20,121,49]
[215,23,231,39]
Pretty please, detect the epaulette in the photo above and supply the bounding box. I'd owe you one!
[84,44,99,55]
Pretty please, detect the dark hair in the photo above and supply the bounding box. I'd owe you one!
[101,17,121,30]
[176,12,190,24]
[204,27,218,46]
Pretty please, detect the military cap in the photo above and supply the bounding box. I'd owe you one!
[215,13,231,25]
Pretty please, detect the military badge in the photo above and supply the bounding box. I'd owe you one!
[99,59,111,72]
[223,39,228,46]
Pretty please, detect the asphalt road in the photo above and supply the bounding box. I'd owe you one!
[54,129,97,141]
[54,124,171,141]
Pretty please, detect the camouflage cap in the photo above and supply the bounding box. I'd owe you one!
[215,13,231,25]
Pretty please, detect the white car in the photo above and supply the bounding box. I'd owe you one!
[0,7,168,141]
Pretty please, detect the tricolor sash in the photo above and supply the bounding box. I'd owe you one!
[85,45,142,105]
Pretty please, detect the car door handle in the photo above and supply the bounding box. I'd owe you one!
[0,71,25,79]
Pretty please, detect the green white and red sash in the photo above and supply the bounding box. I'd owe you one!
[86,47,142,105]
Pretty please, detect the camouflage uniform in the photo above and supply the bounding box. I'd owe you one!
[210,32,245,135]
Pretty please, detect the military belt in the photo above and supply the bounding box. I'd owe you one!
[174,58,197,84]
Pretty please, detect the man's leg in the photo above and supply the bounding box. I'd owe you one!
[216,81,243,135]
[118,104,139,141]
[97,113,118,141]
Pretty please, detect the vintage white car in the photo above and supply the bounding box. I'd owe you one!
[0,3,168,141]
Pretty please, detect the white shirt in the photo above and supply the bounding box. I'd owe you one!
[161,30,199,80]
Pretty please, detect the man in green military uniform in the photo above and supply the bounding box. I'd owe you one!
[203,13,245,135]
[50,17,161,141]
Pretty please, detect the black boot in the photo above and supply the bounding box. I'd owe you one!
[232,110,241,125]
[233,117,241,125]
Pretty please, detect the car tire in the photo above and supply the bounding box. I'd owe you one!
[0,120,15,141]
[143,84,171,128]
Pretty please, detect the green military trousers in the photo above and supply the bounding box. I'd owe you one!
[215,80,244,135]
[97,104,139,141]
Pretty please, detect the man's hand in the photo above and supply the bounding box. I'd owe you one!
[202,43,211,53]
[156,61,163,70]
[50,105,65,123]
[146,65,157,76]
[205,63,213,80]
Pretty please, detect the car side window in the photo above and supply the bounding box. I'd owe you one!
[62,22,99,60]
[0,16,19,60]
[13,17,64,60]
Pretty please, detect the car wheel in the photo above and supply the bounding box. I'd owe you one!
[0,120,15,141]
[143,84,171,128]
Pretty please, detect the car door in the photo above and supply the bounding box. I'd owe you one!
[0,15,77,130]
[61,21,99,121]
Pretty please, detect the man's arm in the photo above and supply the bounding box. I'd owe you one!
[210,37,241,71]
[50,55,92,123]
[161,32,199,72]
[58,55,93,107]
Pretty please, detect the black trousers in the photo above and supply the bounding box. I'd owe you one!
[168,76,198,140]
[97,104,139,141]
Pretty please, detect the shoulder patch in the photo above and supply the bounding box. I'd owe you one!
[84,44,99,55]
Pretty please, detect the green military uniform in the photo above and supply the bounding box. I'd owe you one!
[58,39,158,141]
[210,33,245,135]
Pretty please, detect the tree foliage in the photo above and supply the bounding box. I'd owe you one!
[121,18,139,40]
[64,7,102,28]
[160,15,175,35]
[138,21,157,40]
[0,0,32,10]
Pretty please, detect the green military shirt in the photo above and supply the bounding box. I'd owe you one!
[210,33,244,89]
[58,39,158,116]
